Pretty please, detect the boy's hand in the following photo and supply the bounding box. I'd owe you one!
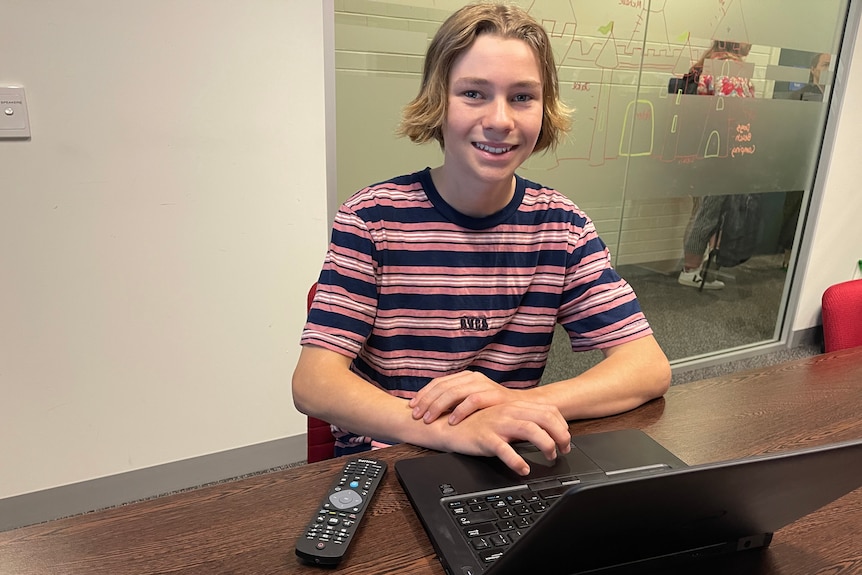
[409,370,521,425]
[432,401,571,476]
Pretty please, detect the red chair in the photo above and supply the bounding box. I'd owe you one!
[822,279,862,353]
[305,282,336,462]
[307,415,335,463]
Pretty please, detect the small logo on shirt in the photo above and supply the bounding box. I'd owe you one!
[460,316,489,331]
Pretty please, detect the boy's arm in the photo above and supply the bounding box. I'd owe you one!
[410,335,670,425]
[291,345,572,475]
[535,335,671,419]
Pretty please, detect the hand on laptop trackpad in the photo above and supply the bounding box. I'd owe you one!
[511,441,574,454]
[512,441,569,464]
[520,449,561,470]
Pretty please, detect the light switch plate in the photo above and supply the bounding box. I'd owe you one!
[0,86,31,139]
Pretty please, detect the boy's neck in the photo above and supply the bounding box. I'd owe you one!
[429,166,515,218]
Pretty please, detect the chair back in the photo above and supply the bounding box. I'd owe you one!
[305,282,337,462]
[822,279,862,352]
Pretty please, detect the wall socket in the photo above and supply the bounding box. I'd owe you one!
[0,86,31,139]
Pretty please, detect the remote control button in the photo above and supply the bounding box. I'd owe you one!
[328,489,363,510]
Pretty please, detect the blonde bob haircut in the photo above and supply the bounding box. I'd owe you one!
[397,2,571,154]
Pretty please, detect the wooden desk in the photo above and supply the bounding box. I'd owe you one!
[2,348,861,575]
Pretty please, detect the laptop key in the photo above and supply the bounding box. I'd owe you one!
[513,517,531,529]
[464,523,498,538]
[456,509,497,525]
[470,537,491,551]
[489,534,508,547]
[531,501,549,513]
[513,505,532,516]
[479,549,506,564]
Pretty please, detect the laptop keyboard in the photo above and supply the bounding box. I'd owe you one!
[443,485,563,567]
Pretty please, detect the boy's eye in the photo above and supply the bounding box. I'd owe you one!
[513,94,533,102]
[463,90,481,99]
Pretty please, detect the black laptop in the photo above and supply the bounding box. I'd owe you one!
[394,429,862,575]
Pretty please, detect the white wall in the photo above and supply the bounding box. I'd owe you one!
[0,0,859,507]
[0,1,329,499]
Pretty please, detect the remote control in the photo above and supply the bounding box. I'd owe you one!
[295,457,387,566]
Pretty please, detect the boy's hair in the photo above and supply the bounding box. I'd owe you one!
[397,2,571,154]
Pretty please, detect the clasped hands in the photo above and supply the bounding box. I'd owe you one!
[408,371,571,476]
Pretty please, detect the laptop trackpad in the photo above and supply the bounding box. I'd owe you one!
[514,442,603,479]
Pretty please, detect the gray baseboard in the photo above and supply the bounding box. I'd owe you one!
[790,326,822,349]
[0,434,307,532]
[670,336,821,386]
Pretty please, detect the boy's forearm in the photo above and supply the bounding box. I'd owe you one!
[292,345,453,451]
[523,336,670,421]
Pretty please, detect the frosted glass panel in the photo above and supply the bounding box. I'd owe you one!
[334,0,851,363]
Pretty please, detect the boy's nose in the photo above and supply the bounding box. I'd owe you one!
[484,98,515,131]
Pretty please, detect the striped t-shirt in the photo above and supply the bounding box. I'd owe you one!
[301,168,652,453]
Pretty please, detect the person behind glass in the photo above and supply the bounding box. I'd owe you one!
[778,52,832,268]
[791,52,831,102]
[292,3,671,476]
[678,39,755,290]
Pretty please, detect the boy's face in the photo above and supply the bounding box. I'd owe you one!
[440,34,544,191]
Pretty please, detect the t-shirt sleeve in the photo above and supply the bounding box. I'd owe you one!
[557,214,652,351]
[300,204,379,359]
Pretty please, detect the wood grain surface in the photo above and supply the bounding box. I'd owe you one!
[1,348,860,575]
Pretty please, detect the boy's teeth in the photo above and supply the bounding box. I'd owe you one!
[475,143,511,154]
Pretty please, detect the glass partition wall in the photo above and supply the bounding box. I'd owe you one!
[332,0,852,375]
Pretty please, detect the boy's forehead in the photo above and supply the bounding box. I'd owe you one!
[448,35,541,74]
